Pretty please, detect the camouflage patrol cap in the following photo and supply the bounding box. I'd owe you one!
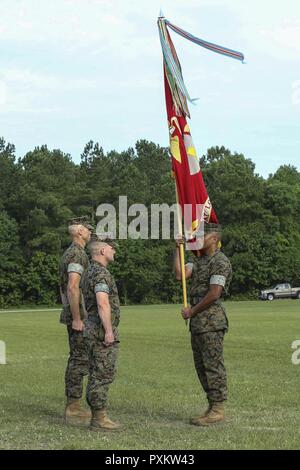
[204,222,222,234]
[68,216,94,231]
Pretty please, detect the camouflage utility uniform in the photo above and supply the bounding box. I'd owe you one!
[81,260,120,410]
[188,249,232,403]
[59,242,89,399]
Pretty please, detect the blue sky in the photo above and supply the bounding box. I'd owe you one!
[0,0,299,177]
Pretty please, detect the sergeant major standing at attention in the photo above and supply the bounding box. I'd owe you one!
[174,223,232,426]
[59,216,93,425]
[81,236,121,431]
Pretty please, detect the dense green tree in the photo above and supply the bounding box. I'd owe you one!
[0,135,299,306]
[17,146,83,256]
[23,252,60,304]
[111,239,181,304]
[0,212,24,307]
[202,146,266,225]
[0,138,22,214]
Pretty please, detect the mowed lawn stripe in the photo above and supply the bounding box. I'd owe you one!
[0,301,299,449]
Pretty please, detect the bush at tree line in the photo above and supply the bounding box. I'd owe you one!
[0,137,299,307]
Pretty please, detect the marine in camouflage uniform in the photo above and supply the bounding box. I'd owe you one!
[59,216,93,424]
[176,223,232,426]
[81,237,121,431]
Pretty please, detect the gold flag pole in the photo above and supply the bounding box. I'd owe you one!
[175,181,188,323]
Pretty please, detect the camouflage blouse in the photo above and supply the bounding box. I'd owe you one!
[59,242,89,325]
[188,250,232,333]
[81,260,120,337]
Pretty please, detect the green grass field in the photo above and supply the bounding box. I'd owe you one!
[0,301,300,450]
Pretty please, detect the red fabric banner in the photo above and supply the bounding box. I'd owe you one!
[164,64,218,240]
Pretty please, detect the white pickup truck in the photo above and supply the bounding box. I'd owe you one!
[259,283,300,301]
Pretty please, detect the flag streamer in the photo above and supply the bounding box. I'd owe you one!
[166,20,245,63]
[158,15,245,311]
[158,16,244,118]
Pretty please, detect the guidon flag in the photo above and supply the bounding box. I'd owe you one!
[157,15,244,246]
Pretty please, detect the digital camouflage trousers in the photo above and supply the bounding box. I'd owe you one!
[191,330,227,403]
[84,326,119,410]
[65,325,89,399]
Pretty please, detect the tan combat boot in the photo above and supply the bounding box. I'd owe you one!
[90,409,122,431]
[190,402,213,425]
[64,398,91,426]
[191,402,225,426]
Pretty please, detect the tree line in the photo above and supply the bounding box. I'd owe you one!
[0,137,299,307]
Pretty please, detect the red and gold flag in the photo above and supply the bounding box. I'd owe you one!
[157,15,244,304]
[164,63,218,242]
[160,23,218,246]
[158,16,244,244]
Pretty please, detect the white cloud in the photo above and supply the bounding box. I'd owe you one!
[0,67,96,114]
[0,0,298,65]
[292,80,300,106]
[0,0,136,47]
[0,81,7,106]
[0,67,96,91]
[0,0,299,177]
[261,21,300,53]
[117,75,161,90]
